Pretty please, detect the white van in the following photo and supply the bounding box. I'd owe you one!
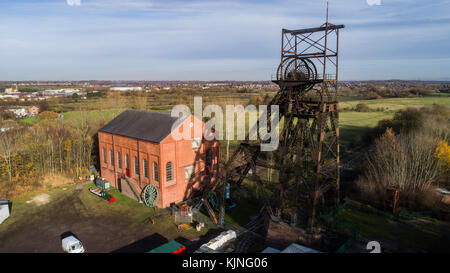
[62,235,85,253]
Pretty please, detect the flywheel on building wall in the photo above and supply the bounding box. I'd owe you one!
[142,184,159,208]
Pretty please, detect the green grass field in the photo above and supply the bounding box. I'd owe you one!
[339,96,450,149]
[340,96,450,112]
[21,116,37,124]
[326,200,450,252]
[62,109,125,124]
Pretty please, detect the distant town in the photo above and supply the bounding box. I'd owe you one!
[1,80,449,99]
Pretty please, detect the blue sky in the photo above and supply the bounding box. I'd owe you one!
[0,0,449,81]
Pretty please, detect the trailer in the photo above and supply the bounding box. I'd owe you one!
[89,187,115,203]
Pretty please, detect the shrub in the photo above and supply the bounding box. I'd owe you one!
[391,107,424,134]
[365,91,381,100]
[436,140,450,187]
[248,96,264,106]
[38,111,59,120]
[360,129,439,207]
[355,103,369,112]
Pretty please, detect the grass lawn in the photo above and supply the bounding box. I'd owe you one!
[339,111,394,149]
[325,201,450,253]
[20,116,37,124]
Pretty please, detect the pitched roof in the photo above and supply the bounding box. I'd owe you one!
[99,110,186,143]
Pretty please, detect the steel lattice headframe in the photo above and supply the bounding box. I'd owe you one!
[202,22,344,229]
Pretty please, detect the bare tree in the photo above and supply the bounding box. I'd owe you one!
[364,128,439,193]
[0,129,19,182]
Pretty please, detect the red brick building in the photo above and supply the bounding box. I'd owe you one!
[98,110,219,208]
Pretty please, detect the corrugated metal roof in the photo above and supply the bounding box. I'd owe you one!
[99,110,186,143]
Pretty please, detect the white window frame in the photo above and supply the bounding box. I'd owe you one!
[166,162,173,182]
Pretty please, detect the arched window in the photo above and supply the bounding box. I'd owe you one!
[143,159,148,178]
[117,152,122,169]
[153,162,158,182]
[206,149,212,167]
[166,162,173,182]
[134,157,139,175]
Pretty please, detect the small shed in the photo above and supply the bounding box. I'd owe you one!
[0,200,10,224]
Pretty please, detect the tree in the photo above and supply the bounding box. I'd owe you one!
[0,129,19,182]
[38,101,50,112]
[364,128,439,194]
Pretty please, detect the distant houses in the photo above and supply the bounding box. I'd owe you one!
[41,88,83,96]
[110,87,143,92]
[4,105,40,119]
[7,108,27,118]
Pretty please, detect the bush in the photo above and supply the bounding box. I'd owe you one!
[355,103,369,112]
[367,107,425,141]
[391,107,424,134]
[358,128,440,209]
[248,96,264,106]
[38,111,59,120]
[0,107,16,120]
[365,91,381,100]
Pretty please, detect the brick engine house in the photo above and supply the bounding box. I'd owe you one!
[98,110,219,207]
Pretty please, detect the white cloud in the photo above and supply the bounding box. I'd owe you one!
[67,0,82,6]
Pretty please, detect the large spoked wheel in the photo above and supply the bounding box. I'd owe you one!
[276,56,318,90]
[142,184,159,208]
[284,58,310,81]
